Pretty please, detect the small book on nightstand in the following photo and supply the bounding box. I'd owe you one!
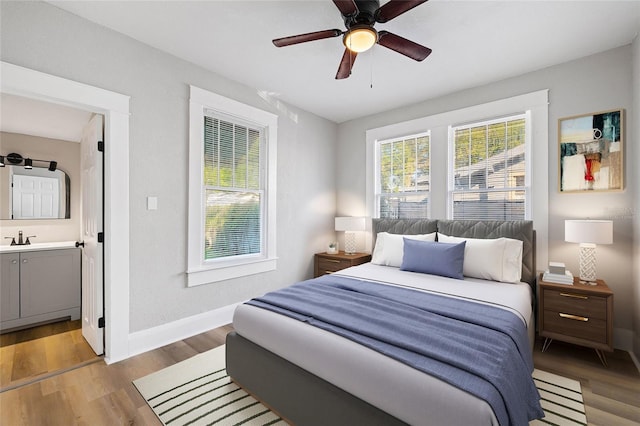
[542,269,574,285]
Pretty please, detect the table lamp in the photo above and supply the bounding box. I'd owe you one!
[335,217,366,254]
[565,219,613,284]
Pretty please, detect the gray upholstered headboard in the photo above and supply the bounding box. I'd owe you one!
[372,219,536,289]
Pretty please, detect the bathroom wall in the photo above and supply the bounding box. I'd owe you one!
[0,132,81,243]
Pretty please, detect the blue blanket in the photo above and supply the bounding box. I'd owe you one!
[247,275,543,426]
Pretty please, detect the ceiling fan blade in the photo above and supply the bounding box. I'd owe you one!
[375,0,429,23]
[377,30,432,61]
[333,0,358,16]
[273,29,342,47]
[335,48,357,79]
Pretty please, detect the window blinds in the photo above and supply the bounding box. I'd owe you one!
[450,115,527,220]
[377,133,430,219]
[203,114,264,260]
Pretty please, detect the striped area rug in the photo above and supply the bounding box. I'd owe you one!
[531,369,587,426]
[133,345,285,425]
[134,345,586,426]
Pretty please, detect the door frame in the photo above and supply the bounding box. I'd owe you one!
[1,61,131,363]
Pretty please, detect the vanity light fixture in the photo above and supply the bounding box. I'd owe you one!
[0,152,57,171]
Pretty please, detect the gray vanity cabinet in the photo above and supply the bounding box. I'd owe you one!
[20,249,81,318]
[0,248,80,331]
[1,253,20,322]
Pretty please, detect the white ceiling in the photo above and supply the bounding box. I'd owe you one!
[38,1,640,123]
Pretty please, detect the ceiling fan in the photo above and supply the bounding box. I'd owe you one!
[272,0,432,80]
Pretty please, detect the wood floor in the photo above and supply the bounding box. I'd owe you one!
[0,320,101,392]
[532,338,640,426]
[0,326,638,425]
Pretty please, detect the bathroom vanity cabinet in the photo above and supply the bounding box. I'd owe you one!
[0,246,80,331]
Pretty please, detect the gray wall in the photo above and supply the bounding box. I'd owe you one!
[1,1,338,332]
[336,45,636,349]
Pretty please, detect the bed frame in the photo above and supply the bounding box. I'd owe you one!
[226,219,536,425]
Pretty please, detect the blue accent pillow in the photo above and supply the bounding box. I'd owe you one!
[400,238,466,280]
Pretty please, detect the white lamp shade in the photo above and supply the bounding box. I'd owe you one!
[565,220,613,245]
[335,217,366,232]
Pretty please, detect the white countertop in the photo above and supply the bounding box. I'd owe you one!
[0,241,78,253]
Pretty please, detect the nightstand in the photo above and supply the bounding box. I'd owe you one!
[314,251,371,278]
[538,274,614,366]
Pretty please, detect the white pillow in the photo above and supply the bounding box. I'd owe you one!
[437,233,523,283]
[371,232,437,267]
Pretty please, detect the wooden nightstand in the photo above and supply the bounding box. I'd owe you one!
[538,273,614,366]
[314,251,371,278]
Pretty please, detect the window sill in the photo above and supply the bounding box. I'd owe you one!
[187,257,277,287]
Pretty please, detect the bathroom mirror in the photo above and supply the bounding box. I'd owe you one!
[0,165,71,220]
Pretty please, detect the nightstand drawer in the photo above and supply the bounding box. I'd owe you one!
[317,258,352,274]
[543,310,607,344]
[543,289,607,320]
[314,252,371,278]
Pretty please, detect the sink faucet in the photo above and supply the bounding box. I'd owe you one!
[3,231,36,246]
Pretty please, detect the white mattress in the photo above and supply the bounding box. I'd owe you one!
[233,264,535,426]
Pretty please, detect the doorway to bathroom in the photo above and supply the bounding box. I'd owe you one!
[0,95,105,390]
[1,61,131,391]
[1,61,131,365]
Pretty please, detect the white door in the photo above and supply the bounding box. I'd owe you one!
[80,114,104,355]
[11,175,59,219]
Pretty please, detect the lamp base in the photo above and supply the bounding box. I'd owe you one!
[344,231,357,254]
[578,243,597,282]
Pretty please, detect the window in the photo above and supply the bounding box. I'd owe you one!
[375,132,430,219]
[188,86,277,286]
[448,113,529,220]
[203,113,263,260]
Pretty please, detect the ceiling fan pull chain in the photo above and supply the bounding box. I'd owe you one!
[370,48,374,89]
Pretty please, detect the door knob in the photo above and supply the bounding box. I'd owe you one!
[75,241,85,248]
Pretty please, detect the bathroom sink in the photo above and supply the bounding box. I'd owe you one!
[0,241,77,253]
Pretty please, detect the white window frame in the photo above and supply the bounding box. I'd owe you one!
[374,131,431,219]
[187,86,277,286]
[447,112,531,220]
[366,90,549,265]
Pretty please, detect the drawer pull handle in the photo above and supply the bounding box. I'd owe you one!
[325,259,341,264]
[559,313,589,322]
[560,292,588,300]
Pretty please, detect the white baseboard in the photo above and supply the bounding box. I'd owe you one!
[126,303,240,362]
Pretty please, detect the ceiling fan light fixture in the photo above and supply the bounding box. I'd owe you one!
[343,26,377,53]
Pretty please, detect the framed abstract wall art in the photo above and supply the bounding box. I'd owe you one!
[559,109,623,192]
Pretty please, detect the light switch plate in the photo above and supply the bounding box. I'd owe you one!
[147,196,158,210]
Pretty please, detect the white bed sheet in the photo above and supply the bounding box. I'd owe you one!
[336,263,534,329]
[233,265,535,426]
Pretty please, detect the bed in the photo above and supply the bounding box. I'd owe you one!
[226,219,541,425]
